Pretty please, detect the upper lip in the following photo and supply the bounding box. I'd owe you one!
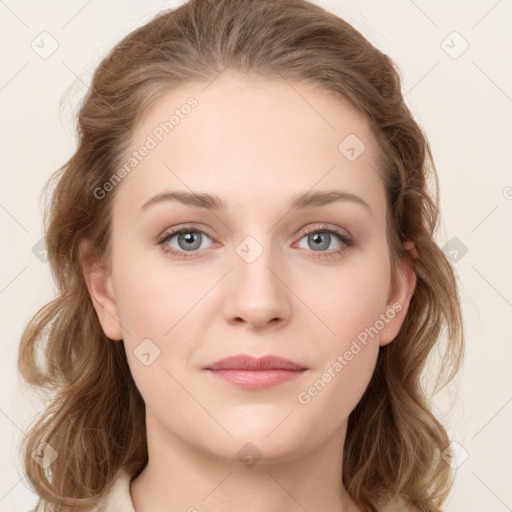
[204,355,306,371]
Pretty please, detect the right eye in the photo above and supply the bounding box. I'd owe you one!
[158,226,216,258]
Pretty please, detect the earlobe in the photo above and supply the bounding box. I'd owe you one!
[379,252,417,347]
[79,239,123,341]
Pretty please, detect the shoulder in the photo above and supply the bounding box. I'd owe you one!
[29,469,136,512]
[95,469,137,512]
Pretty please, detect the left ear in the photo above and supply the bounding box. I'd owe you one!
[378,252,417,347]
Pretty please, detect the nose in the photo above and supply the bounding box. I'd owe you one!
[222,240,292,331]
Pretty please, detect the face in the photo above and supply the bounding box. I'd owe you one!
[83,72,415,464]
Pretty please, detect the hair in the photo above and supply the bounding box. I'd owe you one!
[17,0,464,510]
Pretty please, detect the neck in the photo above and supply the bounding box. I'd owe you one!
[129,416,364,512]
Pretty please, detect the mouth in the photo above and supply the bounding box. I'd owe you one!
[203,354,308,390]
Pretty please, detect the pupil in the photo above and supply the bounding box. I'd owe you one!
[310,232,329,250]
[180,231,200,251]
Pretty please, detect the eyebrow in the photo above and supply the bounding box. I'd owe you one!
[139,189,371,213]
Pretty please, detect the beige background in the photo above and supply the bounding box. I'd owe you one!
[1,1,511,511]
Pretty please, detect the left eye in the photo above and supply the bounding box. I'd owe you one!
[296,229,346,252]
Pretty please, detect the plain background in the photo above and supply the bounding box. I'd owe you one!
[1,1,511,511]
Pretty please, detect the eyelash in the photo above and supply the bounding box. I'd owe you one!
[157,224,354,260]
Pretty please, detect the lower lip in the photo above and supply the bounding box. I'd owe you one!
[205,369,306,389]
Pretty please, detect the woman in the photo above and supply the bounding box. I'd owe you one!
[18,0,464,510]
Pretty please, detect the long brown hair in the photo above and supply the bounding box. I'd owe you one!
[18,1,464,510]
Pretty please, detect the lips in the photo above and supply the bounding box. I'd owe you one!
[204,355,307,390]
[204,354,306,371]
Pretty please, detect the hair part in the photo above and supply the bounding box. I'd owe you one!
[18,1,464,510]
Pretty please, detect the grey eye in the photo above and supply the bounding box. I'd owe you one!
[297,231,342,251]
[165,230,213,252]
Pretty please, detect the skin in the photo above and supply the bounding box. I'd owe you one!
[81,71,416,512]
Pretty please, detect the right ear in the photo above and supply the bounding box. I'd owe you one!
[79,239,123,341]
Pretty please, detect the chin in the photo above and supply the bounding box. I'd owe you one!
[197,423,312,466]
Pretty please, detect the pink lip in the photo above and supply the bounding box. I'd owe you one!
[204,355,308,390]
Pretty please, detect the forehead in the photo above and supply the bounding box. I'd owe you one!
[113,72,386,219]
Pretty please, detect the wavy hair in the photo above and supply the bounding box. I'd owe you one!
[18,0,464,510]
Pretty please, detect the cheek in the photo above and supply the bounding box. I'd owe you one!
[299,252,391,343]
[111,253,210,393]
[296,344,378,442]
[295,260,389,421]
[295,251,390,405]
[113,251,206,338]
